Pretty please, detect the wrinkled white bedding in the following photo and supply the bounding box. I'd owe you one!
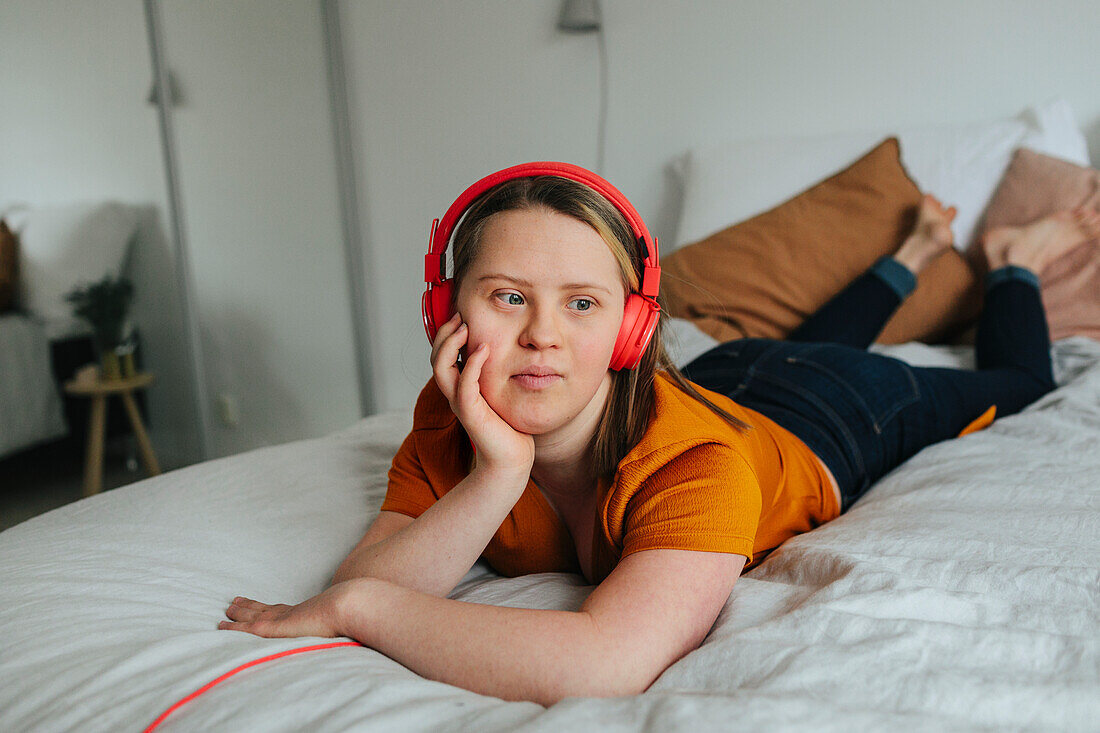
[0,313,67,459]
[1,336,1098,732]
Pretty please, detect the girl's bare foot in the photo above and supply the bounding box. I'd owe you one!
[893,194,957,274]
[982,207,1100,273]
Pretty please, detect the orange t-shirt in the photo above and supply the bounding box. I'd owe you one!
[380,370,847,583]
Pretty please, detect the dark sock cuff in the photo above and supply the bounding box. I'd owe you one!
[869,256,918,301]
[986,265,1040,292]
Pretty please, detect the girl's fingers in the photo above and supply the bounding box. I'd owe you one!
[226,597,283,623]
[226,603,260,622]
[434,322,466,369]
[431,321,468,400]
[219,618,269,635]
[429,313,463,364]
[455,343,488,410]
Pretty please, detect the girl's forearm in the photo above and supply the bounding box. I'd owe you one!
[330,466,529,598]
[339,578,639,706]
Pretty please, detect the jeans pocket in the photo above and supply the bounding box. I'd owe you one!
[781,345,921,434]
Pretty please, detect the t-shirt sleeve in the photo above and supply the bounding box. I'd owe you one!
[379,430,438,519]
[621,442,762,563]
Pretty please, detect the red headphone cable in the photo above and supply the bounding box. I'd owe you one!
[142,640,364,733]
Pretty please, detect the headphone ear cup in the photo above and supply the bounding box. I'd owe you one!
[422,279,455,343]
[610,294,659,371]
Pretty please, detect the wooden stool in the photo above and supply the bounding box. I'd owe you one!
[63,370,161,496]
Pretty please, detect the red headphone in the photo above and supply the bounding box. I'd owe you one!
[422,161,661,371]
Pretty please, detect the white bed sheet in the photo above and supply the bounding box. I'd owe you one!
[0,313,67,459]
[1,336,1098,732]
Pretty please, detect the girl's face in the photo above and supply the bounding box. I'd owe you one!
[454,207,627,437]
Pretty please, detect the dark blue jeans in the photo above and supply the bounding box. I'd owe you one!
[681,256,1056,513]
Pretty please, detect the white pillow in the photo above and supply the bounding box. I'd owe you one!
[663,315,720,369]
[670,98,1090,253]
[14,201,138,336]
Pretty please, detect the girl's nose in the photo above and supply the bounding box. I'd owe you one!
[519,306,561,349]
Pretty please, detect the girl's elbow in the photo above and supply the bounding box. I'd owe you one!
[547,659,659,704]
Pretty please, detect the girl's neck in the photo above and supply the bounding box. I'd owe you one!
[529,372,610,501]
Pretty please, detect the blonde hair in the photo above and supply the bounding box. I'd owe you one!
[449,175,751,478]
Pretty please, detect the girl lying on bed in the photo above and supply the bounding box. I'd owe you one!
[219,162,1100,705]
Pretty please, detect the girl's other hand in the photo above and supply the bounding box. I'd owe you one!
[218,582,353,639]
[430,312,535,477]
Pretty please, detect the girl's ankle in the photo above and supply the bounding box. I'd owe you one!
[985,264,1041,292]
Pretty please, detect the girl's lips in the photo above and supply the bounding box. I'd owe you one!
[511,374,562,390]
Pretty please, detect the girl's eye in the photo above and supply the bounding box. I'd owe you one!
[570,298,593,312]
[496,292,524,306]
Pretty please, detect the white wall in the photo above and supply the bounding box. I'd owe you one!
[158,0,361,458]
[340,0,1100,414]
[0,0,202,469]
[339,0,601,412]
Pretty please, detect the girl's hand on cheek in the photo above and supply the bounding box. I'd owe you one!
[430,313,535,476]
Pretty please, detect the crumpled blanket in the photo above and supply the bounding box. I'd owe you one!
[0,337,1097,732]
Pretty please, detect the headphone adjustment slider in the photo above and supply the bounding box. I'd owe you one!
[424,253,444,284]
[640,264,661,298]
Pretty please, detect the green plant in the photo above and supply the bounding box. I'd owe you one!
[64,275,134,349]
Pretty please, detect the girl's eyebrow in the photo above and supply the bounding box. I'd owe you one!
[477,273,612,295]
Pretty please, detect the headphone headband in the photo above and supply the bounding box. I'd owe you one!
[424,161,659,298]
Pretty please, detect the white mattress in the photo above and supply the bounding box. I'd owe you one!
[1,336,1098,732]
[0,313,67,458]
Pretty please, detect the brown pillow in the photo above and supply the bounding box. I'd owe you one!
[0,219,18,313]
[661,137,982,345]
[956,148,1100,344]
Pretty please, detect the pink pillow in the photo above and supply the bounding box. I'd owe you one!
[960,148,1100,343]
